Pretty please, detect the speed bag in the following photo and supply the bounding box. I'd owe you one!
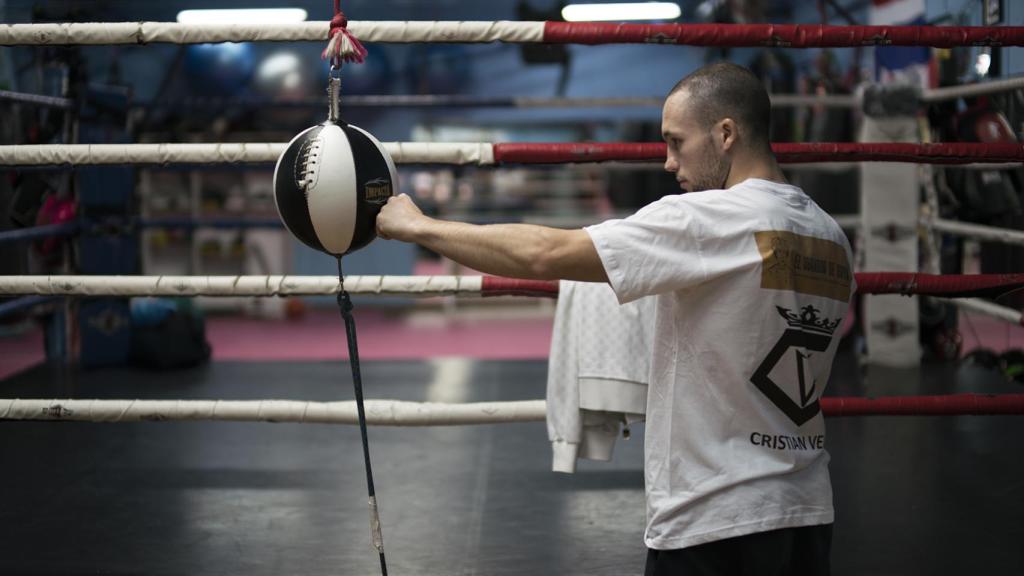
[274,121,398,255]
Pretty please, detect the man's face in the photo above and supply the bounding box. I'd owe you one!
[661,90,731,193]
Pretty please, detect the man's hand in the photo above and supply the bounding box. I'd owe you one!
[376,193,429,242]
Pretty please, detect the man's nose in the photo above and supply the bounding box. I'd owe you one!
[664,155,677,173]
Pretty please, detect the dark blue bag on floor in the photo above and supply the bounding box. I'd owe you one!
[129,298,211,370]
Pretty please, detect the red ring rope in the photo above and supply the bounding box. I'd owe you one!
[854,273,1024,299]
[542,22,1024,47]
[481,277,561,298]
[481,273,1024,299]
[821,394,1024,416]
[491,142,1024,165]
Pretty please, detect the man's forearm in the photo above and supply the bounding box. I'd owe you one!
[412,218,562,279]
[376,194,607,282]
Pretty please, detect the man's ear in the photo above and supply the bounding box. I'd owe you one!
[719,118,737,152]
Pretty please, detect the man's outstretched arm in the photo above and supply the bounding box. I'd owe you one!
[376,194,608,283]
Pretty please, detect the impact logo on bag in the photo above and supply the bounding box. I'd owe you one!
[750,305,840,427]
[364,178,392,204]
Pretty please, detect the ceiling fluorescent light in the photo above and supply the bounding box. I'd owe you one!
[562,2,681,22]
[177,8,308,25]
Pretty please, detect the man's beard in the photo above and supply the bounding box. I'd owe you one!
[689,135,731,192]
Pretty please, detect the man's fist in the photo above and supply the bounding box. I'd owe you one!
[376,193,428,243]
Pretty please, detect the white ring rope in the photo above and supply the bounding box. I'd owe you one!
[366,95,858,108]
[784,162,1022,172]
[934,162,1022,171]
[0,21,546,45]
[922,76,1024,102]
[9,81,1021,113]
[940,297,1023,326]
[0,398,547,426]
[770,94,857,108]
[0,275,484,297]
[927,218,1024,248]
[0,88,74,108]
[0,143,495,166]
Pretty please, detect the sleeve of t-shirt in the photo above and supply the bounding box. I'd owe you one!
[585,194,709,304]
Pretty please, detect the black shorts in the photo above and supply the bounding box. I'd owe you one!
[644,524,832,576]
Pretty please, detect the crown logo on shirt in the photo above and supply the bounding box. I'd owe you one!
[776,306,840,336]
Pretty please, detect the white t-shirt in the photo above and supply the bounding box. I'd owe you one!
[585,178,854,550]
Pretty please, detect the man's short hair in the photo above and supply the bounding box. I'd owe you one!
[669,62,772,148]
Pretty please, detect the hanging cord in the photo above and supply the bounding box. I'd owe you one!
[336,257,388,576]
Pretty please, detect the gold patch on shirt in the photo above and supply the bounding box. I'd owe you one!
[755,230,851,302]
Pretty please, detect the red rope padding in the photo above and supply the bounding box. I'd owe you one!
[821,394,1024,416]
[481,276,560,298]
[493,143,666,164]
[542,22,1024,47]
[479,274,1024,299]
[772,142,1024,164]
[854,273,1024,299]
[490,142,1024,165]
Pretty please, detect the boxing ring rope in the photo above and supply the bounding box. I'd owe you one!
[0,275,496,298]
[2,394,1023,425]
[1,21,1022,47]
[0,399,549,426]
[0,295,58,319]
[0,214,623,239]
[126,77,1023,112]
[926,218,1024,248]
[786,161,1022,172]
[2,273,1024,299]
[0,88,74,109]
[942,297,1024,327]
[2,142,1022,167]
[0,222,80,244]
[138,93,858,110]
[7,78,1019,113]
[921,75,1024,102]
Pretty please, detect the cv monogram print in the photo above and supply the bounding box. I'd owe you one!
[750,306,839,426]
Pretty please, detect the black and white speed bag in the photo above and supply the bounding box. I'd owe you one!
[274,121,397,256]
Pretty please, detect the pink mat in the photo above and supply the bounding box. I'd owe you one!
[207,308,554,361]
[5,310,1022,373]
[208,257,554,361]
[958,312,1024,355]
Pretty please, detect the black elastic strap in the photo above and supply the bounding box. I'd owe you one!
[336,257,387,576]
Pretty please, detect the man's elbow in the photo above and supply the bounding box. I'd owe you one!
[527,233,607,283]
[522,232,568,280]
[527,249,562,280]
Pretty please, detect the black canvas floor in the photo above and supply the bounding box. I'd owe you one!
[1,352,1022,575]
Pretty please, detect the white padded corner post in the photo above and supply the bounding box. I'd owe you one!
[859,115,922,367]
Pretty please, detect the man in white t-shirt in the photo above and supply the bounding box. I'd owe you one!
[377,61,853,575]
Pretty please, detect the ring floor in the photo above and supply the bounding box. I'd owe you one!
[2,349,1023,575]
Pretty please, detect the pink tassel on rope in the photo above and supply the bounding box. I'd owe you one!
[322,1,367,67]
